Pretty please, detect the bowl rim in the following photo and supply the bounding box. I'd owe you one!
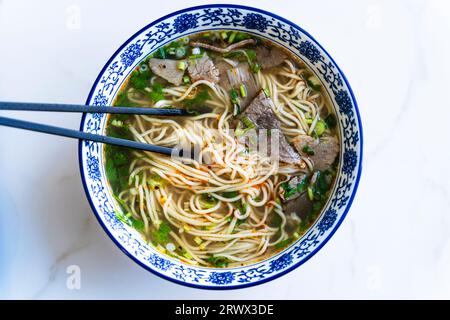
[78,3,363,289]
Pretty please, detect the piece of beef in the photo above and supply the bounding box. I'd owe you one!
[187,54,219,83]
[255,46,287,70]
[220,62,259,108]
[282,193,313,222]
[215,60,233,89]
[240,91,301,164]
[291,134,339,171]
[149,58,186,86]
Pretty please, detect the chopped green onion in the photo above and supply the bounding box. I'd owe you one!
[177,61,186,71]
[263,88,270,97]
[239,84,247,98]
[138,64,148,72]
[296,176,309,193]
[189,53,204,60]
[228,31,237,43]
[111,119,123,127]
[246,49,257,61]
[314,120,327,136]
[157,47,166,59]
[222,191,239,198]
[302,145,315,156]
[182,250,193,260]
[281,182,298,199]
[241,116,256,129]
[307,75,321,90]
[153,221,171,245]
[207,255,230,267]
[180,36,189,44]
[148,174,164,190]
[235,32,251,42]
[149,82,165,102]
[175,47,186,59]
[235,122,245,137]
[229,88,239,104]
[130,70,150,90]
[200,194,218,209]
[251,62,261,73]
[220,31,228,39]
[306,118,313,124]
[233,104,241,116]
[307,187,314,201]
[183,75,190,84]
[235,116,256,137]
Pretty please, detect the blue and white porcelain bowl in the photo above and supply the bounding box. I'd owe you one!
[79,4,362,289]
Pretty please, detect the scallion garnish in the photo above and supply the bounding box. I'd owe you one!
[228,31,237,43]
[307,187,314,201]
[230,88,239,104]
[302,145,315,156]
[239,84,247,98]
[177,61,186,71]
[314,120,327,136]
[233,104,241,116]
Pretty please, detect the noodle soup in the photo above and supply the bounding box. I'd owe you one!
[104,31,339,268]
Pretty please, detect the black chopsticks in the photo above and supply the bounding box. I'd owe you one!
[0,101,191,116]
[0,101,189,156]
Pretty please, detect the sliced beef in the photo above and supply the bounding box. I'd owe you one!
[149,58,186,86]
[215,60,233,89]
[190,39,256,54]
[240,91,301,165]
[220,62,259,108]
[292,134,339,171]
[255,46,287,70]
[187,54,219,83]
[282,193,313,222]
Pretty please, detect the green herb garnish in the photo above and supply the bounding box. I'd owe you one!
[314,120,327,136]
[302,145,315,156]
[207,255,230,268]
[149,82,165,102]
[325,114,337,129]
[221,191,239,198]
[153,221,171,245]
[275,238,293,249]
[230,88,239,104]
[130,70,150,90]
[200,194,218,209]
[183,86,210,108]
[148,173,165,190]
[115,210,145,232]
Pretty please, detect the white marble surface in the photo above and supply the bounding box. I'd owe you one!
[0,0,449,299]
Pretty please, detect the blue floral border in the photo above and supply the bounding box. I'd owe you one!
[79,5,362,289]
